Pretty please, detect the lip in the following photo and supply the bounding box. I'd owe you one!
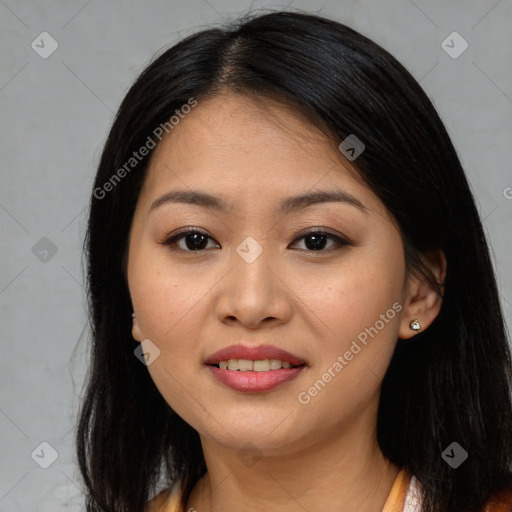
[207,366,305,392]
[204,344,306,366]
[204,344,307,393]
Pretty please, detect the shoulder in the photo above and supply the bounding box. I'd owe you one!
[481,484,512,512]
[145,484,183,512]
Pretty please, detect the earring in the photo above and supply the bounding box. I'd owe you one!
[409,319,421,332]
[132,313,136,318]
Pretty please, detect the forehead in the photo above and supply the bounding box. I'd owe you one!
[138,93,382,216]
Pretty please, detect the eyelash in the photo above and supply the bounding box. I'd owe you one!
[160,227,351,253]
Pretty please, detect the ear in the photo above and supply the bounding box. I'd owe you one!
[132,313,142,342]
[398,249,446,339]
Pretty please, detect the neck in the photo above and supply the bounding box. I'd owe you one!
[186,408,400,512]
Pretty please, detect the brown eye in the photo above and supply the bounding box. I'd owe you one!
[161,227,350,253]
[290,229,350,252]
[162,229,219,251]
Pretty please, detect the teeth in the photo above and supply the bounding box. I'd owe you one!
[238,359,253,371]
[253,360,270,372]
[216,359,296,371]
[270,359,282,370]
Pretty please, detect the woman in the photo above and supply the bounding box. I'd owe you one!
[77,10,512,512]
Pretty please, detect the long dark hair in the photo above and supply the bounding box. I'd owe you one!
[77,10,512,512]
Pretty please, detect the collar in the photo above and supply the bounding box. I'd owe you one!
[382,468,423,512]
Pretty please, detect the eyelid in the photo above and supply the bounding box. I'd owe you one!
[160,226,215,246]
[291,226,348,242]
[289,228,351,251]
[160,227,352,252]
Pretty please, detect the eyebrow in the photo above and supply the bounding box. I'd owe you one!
[148,188,367,215]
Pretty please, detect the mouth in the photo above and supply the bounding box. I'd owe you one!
[210,359,303,371]
[205,344,307,392]
[205,343,306,366]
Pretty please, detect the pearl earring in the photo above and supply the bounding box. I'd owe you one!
[409,319,421,332]
[132,313,136,318]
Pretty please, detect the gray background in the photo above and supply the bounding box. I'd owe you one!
[0,0,511,510]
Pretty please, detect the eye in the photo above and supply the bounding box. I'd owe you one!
[161,228,219,251]
[160,227,350,253]
[289,229,350,252]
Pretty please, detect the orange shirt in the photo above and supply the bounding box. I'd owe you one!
[146,468,512,512]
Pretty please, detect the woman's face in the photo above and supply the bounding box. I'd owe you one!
[127,93,413,455]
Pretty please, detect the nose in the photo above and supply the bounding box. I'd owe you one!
[214,244,293,329]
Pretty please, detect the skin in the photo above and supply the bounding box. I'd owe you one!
[127,92,445,512]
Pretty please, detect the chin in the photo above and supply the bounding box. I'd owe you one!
[198,416,315,455]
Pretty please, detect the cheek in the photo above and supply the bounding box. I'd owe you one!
[129,247,212,344]
[300,243,405,377]
[293,270,403,433]
[128,253,213,420]
[326,276,401,341]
